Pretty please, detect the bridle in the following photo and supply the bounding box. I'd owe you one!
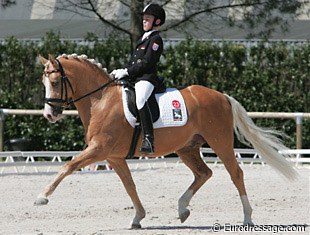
[44,59,74,116]
[44,59,117,116]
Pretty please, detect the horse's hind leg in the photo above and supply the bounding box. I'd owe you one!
[34,142,103,205]
[176,135,212,223]
[206,132,254,225]
[200,96,254,225]
[221,153,254,225]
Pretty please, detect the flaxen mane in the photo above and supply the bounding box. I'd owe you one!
[57,53,108,74]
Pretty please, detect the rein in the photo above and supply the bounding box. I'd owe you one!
[44,58,117,114]
[67,77,117,105]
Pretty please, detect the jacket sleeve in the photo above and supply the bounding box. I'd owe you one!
[127,35,163,78]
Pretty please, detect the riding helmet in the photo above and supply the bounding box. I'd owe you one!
[143,3,166,26]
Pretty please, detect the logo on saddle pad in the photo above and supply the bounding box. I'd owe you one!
[172,100,183,121]
[122,88,188,129]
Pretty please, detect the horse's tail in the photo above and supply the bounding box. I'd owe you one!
[225,94,298,180]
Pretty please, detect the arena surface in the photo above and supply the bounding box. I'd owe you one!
[0,164,309,234]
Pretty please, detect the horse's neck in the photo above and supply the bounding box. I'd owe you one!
[74,85,120,143]
[69,65,114,135]
[74,100,92,133]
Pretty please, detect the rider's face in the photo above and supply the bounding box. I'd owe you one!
[143,14,155,31]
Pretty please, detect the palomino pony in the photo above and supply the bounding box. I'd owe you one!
[35,54,296,228]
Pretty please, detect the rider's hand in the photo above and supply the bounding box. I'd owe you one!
[111,68,128,80]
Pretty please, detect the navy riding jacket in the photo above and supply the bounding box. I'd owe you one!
[126,31,163,87]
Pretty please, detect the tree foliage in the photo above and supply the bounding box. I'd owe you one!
[1,0,15,9]
[0,32,309,150]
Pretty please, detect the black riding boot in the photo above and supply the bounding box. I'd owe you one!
[139,103,154,154]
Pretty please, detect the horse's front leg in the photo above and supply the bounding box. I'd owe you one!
[34,142,102,205]
[108,158,146,229]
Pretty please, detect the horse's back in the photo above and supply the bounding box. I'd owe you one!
[180,85,230,111]
[180,85,233,135]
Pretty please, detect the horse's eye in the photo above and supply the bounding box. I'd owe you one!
[51,81,59,87]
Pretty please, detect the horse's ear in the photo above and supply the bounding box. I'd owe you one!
[48,54,59,68]
[39,54,48,65]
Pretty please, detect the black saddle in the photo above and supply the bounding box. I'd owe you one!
[123,77,166,123]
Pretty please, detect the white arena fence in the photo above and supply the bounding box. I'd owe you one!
[0,148,309,175]
[1,109,309,150]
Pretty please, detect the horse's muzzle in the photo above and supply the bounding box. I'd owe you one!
[43,102,64,123]
[51,105,64,117]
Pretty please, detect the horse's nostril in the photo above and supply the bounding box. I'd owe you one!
[47,114,53,120]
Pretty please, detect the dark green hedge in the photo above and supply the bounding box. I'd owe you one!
[0,32,309,150]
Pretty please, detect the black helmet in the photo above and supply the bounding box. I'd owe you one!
[143,3,166,26]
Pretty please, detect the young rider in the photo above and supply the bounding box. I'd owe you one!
[111,3,166,154]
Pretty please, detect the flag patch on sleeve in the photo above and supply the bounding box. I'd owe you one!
[152,43,159,51]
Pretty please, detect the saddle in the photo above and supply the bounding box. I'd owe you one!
[123,77,166,123]
[123,78,165,159]
[122,78,187,159]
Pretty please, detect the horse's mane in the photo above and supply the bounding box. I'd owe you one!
[57,53,109,75]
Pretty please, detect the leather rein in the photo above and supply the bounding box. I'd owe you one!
[44,58,117,115]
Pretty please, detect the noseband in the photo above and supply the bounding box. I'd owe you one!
[44,59,117,116]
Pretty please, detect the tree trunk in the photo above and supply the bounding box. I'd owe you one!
[130,0,144,51]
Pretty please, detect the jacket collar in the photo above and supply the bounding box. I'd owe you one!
[135,31,159,47]
[142,30,157,41]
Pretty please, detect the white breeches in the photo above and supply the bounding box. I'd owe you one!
[135,80,154,110]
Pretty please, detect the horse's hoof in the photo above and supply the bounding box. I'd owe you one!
[131,223,142,229]
[243,220,254,226]
[179,209,190,223]
[34,198,49,205]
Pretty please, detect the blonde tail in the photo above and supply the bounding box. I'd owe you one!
[225,94,298,180]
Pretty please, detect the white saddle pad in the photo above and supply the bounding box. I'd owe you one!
[122,87,188,129]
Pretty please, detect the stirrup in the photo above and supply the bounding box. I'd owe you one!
[139,137,154,154]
